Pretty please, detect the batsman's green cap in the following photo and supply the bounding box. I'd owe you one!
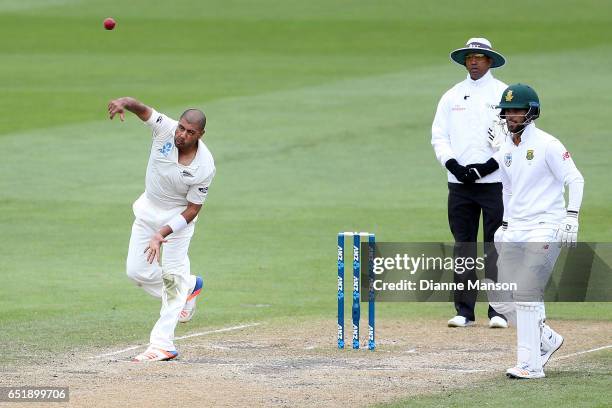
[497,83,540,110]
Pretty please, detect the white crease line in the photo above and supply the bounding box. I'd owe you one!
[90,323,261,359]
[93,345,141,358]
[174,323,261,340]
[554,344,612,361]
[366,367,488,373]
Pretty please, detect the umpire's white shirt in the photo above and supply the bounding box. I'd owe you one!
[493,123,584,230]
[141,109,215,213]
[431,71,507,183]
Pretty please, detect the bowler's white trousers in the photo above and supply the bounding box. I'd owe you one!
[126,193,197,351]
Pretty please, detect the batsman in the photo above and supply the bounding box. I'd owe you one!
[488,84,584,378]
[108,97,215,362]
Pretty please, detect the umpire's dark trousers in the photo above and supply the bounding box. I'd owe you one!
[448,182,504,321]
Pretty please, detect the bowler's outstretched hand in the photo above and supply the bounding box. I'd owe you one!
[108,98,127,121]
[145,233,168,264]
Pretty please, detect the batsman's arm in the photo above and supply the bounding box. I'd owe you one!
[501,183,511,222]
[546,140,584,212]
[492,150,512,221]
[546,140,584,247]
[108,97,152,122]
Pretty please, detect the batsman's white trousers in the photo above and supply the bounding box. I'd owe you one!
[126,193,197,351]
[490,227,561,321]
[492,228,561,370]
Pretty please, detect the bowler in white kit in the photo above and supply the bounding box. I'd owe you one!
[108,97,215,362]
[488,84,584,379]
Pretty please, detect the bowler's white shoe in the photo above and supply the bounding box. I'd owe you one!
[541,324,564,367]
[447,316,474,327]
[132,346,178,362]
[506,364,545,379]
[489,316,508,329]
[179,275,203,323]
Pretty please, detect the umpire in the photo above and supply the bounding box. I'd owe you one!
[431,38,508,328]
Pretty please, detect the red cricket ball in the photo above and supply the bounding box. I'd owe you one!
[103,17,116,30]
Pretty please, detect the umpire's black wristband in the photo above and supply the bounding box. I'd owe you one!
[482,157,499,175]
[467,158,499,178]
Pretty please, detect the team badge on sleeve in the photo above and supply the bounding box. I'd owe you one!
[562,151,571,160]
[526,149,534,160]
[504,153,512,167]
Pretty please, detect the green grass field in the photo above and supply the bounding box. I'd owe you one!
[0,0,611,406]
[377,351,612,408]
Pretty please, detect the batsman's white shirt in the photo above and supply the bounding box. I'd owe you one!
[431,71,507,183]
[142,109,215,212]
[493,123,584,230]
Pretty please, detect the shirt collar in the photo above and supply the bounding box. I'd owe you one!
[465,70,493,87]
[521,122,536,140]
[176,140,204,170]
[187,140,205,170]
[512,122,536,146]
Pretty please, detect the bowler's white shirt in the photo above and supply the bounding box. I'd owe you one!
[494,123,583,230]
[431,71,507,183]
[142,109,215,210]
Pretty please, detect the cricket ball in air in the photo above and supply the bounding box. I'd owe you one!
[104,17,116,30]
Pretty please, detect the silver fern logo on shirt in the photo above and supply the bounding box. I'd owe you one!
[158,142,172,157]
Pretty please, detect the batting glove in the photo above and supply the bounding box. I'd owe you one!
[487,120,507,149]
[556,211,579,247]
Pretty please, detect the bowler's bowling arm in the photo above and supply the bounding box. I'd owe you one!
[108,96,152,122]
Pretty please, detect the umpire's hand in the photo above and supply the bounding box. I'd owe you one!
[445,159,477,184]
